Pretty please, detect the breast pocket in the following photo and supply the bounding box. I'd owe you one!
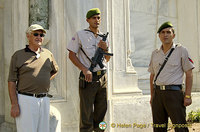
[165,59,180,73]
[152,59,162,73]
[82,44,96,58]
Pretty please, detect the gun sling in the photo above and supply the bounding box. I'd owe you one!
[80,47,92,62]
[154,46,175,84]
[80,29,109,63]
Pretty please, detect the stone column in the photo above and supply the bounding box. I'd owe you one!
[0,0,5,124]
[109,0,140,94]
[177,0,199,91]
[4,0,29,125]
[106,1,148,132]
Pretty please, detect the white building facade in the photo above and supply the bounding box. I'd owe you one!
[0,0,200,131]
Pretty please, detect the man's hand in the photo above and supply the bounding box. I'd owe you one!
[184,69,193,107]
[184,98,192,107]
[11,104,20,118]
[83,69,92,82]
[98,40,108,51]
[98,40,111,62]
[69,51,93,82]
[8,81,20,118]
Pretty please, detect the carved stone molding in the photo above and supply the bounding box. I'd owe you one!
[124,0,136,74]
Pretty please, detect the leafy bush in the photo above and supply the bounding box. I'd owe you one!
[187,109,200,123]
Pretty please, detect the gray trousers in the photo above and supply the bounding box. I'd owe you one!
[79,73,107,132]
[152,89,189,132]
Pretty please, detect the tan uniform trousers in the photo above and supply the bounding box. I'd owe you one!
[79,71,107,132]
[152,89,189,132]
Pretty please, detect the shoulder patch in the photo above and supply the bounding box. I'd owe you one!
[72,37,75,41]
[154,49,159,53]
[188,57,194,64]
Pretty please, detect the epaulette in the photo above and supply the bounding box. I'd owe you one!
[175,43,182,47]
[155,48,159,53]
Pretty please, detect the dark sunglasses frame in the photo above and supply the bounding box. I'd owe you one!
[33,33,45,37]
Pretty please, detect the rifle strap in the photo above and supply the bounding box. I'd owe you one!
[80,29,103,63]
[154,46,176,84]
[80,47,92,62]
[84,29,105,38]
[84,29,96,34]
[80,29,108,64]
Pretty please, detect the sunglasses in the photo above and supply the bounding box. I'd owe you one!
[33,33,45,37]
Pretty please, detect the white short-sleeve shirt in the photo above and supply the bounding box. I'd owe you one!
[148,43,195,85]
[67,29,108,72]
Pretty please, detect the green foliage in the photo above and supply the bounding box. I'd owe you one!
[187,109,200,123]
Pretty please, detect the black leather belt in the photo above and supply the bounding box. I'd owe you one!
[154,85,182,91]
[92,70,106,76]
[80,70,106,79]
[18,91,53,98]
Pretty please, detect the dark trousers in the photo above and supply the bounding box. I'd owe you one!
[152,89,189,132]
[79,73,107,132]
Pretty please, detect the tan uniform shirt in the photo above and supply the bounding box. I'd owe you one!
[148,43,195,85]
[67,28,108,72]
[8,46,59,93]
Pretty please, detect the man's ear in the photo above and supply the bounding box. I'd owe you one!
[158,33,161,38]
[26,33,30,39]
[173,33,175,39]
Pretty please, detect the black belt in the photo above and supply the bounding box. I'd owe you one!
[80,70,106,79]
[92,70,106,76]
[154,85,182,91]
[18,91,53,98]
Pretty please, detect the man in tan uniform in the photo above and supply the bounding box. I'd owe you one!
[67,8,110,132]
[148,21,194,132]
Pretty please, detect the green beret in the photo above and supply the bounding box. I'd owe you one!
[86,8,101,19]
[157,21,173,33]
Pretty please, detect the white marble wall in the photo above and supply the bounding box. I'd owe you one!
[0,0,4,123]
[109,0,139,94]
[177,0,200,91]
[130,0,180,94]
[3,0,29,124]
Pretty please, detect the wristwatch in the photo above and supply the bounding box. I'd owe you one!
[185,95,191,99]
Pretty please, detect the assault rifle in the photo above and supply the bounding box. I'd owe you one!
[89,32,113,72]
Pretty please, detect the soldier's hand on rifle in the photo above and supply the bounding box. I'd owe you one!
[98,40,108,51]
[83,68,92,82]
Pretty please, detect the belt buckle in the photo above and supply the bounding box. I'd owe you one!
[160,85,165,90]
[35,93,47,98]
[97,71,101,76]
[33,93,37,97]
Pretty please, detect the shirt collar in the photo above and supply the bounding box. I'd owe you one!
[158,43,176,53]
[85,27,103,35]
[24,45,43,54]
